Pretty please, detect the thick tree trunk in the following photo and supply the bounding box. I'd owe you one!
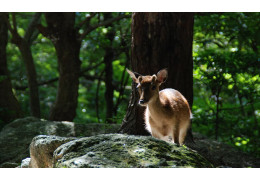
[41,13,81,122]
[0,13,23,123]
[119,13,194,136]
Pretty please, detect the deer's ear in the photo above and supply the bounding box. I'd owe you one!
[126,68,139,83]
[156,68,168,83]
[152,74,157,83]
[138,76,143,83]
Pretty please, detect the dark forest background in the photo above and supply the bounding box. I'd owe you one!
[0,12,259,157]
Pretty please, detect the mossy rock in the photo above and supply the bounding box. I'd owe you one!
[0,117,120,166]
[53,134,213,168]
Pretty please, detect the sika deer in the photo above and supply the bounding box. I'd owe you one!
[127,68,192,145]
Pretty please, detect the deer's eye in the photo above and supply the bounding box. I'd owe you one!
[151,85,156,90]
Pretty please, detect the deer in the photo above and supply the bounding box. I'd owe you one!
[127,68,192,145]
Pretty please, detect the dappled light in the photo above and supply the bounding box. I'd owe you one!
[0,12,259,168]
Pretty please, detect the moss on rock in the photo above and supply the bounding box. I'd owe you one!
[0,117,120,166]
[53,134,213,168]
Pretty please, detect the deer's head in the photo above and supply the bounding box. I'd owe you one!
[127,68,168,106]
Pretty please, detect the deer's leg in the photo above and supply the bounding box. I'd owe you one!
[172,126,180,146]
[179,117,190,145]
[179,127,188,146]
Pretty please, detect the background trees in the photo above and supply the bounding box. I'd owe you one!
[0,12,259,157]
[0,13,23,125]
[6,12,41,117]
[193,12,260,154]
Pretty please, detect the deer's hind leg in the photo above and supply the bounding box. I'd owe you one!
[179,127,188,146]
[178,117,190,145]
[172,125,180,146]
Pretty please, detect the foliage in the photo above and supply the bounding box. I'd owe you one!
[193,12,260,157]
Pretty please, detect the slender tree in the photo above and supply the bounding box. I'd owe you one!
[6,13,41,118]
[0,13,23,123]
[119,13,194,138]
[103,13,116,123]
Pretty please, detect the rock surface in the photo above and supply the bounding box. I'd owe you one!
[20,158,31,168]
[29,134,213,168]
[29,135,76,168]
[1,117,260,168]
[0,117,120,167]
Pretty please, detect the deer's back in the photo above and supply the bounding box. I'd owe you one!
[159,88,191,117]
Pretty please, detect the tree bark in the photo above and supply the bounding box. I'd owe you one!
[0,13,23,123]
[40,13,81,122]
[119,13,194,136]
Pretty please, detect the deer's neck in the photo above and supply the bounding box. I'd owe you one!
[147,92,163,117]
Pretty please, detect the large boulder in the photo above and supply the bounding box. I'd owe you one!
[0,117,120,167]
[29,134,213,168]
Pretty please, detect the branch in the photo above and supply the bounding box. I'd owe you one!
[196,39,225,49]
[4,14,14,33]
[80,14,130,40]
[14,74,101,91]
[14,61,104,90]
[11,13,17,34]
[24,12,42,43]
[212,40,225,48]
[78,12,97,28]
[5,14,20,40]
[5,13,41,45]
[79,61,104,75]
[14,77,59,90]
[4,13,21,44]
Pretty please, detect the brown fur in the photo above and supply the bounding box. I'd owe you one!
[127,68,191,145]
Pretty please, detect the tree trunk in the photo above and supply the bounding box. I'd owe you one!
[0,13,23,123]
[104,13,116,123]
[17,39,41,117]
[40,13,81,122]
[104,38,115,123]
[119,13,194,136]
[7,13,41,118]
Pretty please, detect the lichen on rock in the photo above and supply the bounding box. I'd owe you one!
[52,134,213,168]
